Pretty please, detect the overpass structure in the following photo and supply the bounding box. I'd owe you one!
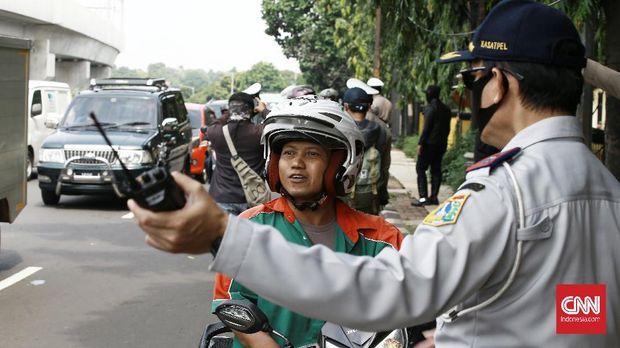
[0,0,123,91]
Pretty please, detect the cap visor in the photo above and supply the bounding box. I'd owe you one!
[436,50,475,64]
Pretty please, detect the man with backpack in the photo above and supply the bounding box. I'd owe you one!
[206,92,265,215]
[342,87,390,215]
[211,97,403,348]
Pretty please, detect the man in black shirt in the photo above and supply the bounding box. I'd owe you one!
[206,92,265,214]
[413,85,451,206]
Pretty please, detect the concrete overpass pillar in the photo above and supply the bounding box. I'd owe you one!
[56,60,90,92]
[91,65,112,80]
[30,39,56,80]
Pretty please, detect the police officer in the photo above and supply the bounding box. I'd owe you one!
[129,1,620,346]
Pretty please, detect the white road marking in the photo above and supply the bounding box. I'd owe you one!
[122,212,134,219]
[0,266,43,291]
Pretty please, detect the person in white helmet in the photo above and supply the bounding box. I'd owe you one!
[211,96,403,348]
[366,77,393,128]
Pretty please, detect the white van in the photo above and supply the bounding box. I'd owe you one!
[27,80,72,179]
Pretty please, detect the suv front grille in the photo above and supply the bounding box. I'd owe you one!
[63,145,121,165]
[64,149,116,164]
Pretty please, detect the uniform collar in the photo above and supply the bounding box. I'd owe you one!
[503,116,584,151]
[265,196,372,244]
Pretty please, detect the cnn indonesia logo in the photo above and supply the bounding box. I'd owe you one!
[556,284,606,334]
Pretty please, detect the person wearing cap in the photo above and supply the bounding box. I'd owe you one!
[342,87,391,214]
[129,1,619,346]
[205,92,265,215]
[366,77,393,128]
[412,85,451,206]
[242,82,269,124]
[211,97,403,348]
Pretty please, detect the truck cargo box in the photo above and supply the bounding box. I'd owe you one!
[0,35,31,224]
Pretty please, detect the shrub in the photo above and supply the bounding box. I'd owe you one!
[397,135,420,159]
[442,130,476,191]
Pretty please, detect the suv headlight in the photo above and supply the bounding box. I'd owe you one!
[117,150,153,165]
[39,149,65,163]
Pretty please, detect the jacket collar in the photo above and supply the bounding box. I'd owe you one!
[503,116,584,151]
[264,196,374,243]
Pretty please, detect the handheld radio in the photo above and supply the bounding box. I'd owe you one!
[89,112,186,211]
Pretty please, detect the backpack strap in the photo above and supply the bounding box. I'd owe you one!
[222,125,238,158]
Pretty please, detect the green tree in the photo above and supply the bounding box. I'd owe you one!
[262,0,353,89]
[235,61,293,92]
[111,66,147,78]
[147,63,183,86]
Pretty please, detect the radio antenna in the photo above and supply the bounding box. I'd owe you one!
[89,112,141,190]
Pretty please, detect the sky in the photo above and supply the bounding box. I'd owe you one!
[114,0,300,73]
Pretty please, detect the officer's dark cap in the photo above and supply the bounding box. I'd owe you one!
[436,0,586,69]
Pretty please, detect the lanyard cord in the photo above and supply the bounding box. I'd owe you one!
[441,162,525,322]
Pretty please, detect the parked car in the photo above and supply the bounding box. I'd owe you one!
[37,78,192,205]
[186,103,212,183]
[27,80,72,179]
[205,99,228,120]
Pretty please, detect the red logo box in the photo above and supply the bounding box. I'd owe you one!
[556,284,606,334]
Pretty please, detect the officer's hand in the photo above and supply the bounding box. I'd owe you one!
[417,144,423,156]
[127,172,228,254]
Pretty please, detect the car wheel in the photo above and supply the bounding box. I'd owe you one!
[26,149,34,180]
[41,189,60,205]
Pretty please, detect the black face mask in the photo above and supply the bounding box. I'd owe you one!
[470,69,509,132]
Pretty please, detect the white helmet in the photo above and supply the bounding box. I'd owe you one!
[242,82,262,96]
[366,77,384,88]
[346,78,379,95]
[262,96,364,196]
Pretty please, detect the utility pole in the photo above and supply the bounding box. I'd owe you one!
[230,72,235,94]
[372,1,382,77]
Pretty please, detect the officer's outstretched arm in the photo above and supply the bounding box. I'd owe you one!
[210,178,517,331]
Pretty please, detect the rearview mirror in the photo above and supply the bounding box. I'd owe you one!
[214,300,269,334]
[215,300,293,347]
[44,117,59,129]
[31,103,42,116]
[162,118,178,132]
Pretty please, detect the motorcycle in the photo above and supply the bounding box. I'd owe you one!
[199,299,429,348]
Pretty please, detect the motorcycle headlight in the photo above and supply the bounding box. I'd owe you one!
[117,150,153,165]
[39,148,65,163]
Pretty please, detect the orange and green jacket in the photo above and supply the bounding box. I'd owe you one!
[212,196,403,348]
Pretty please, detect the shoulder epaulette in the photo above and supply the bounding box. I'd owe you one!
[466,147,522,173]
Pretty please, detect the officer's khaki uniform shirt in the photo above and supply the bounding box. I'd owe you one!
[368,94,392,127]
[212,116,620,347]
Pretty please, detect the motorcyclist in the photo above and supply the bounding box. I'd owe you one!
[211,96,403,348]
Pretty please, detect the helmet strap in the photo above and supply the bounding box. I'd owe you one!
[281,189,328,211]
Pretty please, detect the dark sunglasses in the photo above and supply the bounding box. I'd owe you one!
[459,66,524,90]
